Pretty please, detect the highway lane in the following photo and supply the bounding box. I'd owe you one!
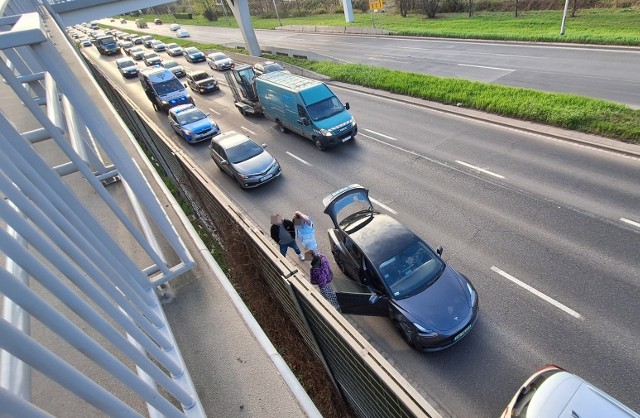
[106,20,640,107]
[84,44,640,417]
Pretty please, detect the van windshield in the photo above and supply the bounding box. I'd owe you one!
[307,96,344,121]
[153,79,184,96]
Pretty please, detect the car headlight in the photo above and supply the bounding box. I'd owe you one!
[319,128,333,136]
[467,283,477,306]
[413,323,438,337]
[161,101,169,105]
[182,129,192,136]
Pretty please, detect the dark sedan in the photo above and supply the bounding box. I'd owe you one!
[323,184,479,351]
[186,70,219,94]
[209,131,281,189]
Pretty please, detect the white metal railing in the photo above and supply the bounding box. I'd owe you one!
[0,10,204,417]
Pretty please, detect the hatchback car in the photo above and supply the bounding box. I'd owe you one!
[253,61,286,76]
[184,47,205,63]
[168,104,220,144]
[151,40,166,52]
[142,52,162,67]
[186,70,219,94]
[115,57,138,78]
[162,60,186,78]
[209,131,281,189]
[323,184,479,351]
[501,365,640,418]
[207,52,234,71]
[176,29,190,38]
[129,46,145,60]
[165,43,183,57]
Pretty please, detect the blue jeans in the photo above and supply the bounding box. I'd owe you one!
[280,240,301,256]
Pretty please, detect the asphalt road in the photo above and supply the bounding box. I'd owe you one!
[106,20,640,107]
[83,36,640,418]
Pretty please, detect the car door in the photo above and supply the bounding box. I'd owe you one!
[168,112,180,135]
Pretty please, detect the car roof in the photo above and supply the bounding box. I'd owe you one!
[350,214,418,266]
[213,131,252,149]
[188,70,209,77]
[169,104,197,115]
[527,372,639,418]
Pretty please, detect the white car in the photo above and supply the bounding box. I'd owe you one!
[176,29,190,38]
[165,43,183,56]
[207,52,234,71]
[169,23,181,31]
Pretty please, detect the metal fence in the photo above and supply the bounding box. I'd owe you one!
[86,56,442,418]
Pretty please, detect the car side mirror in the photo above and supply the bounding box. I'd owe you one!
[261,143,268,149]
[368,294,379,304]
[298,117,310,126]
[183,83,187,88]
[436,246,443,256]
[220,159,229,166]
[345,102,350,110]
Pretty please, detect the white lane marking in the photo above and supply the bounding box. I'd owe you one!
[456,160,505,179]
[364,128,398,141]
[370,197,398,215]
[368,57,411,64]
[285,152,312,166]
[491,266,582,319]
[399,46,543,59]
[620,218,640,229]
[241,126,256,136]
[208,108,220,116]
[458,63,515,72]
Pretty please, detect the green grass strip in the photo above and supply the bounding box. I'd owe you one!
[268,57,640,143]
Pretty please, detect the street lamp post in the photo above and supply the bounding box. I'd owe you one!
[560,0,570,35]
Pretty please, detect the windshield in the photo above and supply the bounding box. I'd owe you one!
[211,53,227,61]
[378,239,445,300]
[226,140,263,164]
[153,78,184,96]
[164,61,179,69]
[306,96,344,121]
[192,73,209,81]
[98,37,115,46]
[118,60,135,68]
[177,109,207,125]
[166,43,179,49]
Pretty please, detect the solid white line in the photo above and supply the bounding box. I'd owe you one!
[370,197,398,215]
[458,63,515,72]
[491,266,582,319]
[620,218,640,229]
[285,152,312,167]
[364,128,398,141]
[241,126,256,136]
[208,108,220,116]
[456,160,505,179]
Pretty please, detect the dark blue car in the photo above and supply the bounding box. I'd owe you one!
[183,47,206,63]
[323,184,479,351]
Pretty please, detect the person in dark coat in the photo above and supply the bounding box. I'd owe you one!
[270,213,304,260]
[305,249,339,310]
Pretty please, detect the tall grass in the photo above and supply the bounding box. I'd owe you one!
[270,57,640,142]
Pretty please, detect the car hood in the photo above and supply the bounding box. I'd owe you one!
[231,151,274,175]
[215,58,233,66]
[314,109,353,131]
[120,64,137,72]
[168,66,185,73]
[183,118,213,133]
[393,266,471,332]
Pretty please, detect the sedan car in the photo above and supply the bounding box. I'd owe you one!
[323,184,479,351]
[141,35,155,48]
[169,23,181,31]
[121,41,134,54]
[207,52,234,71]
[186,70,219,94]
[151,40,166,52]
[129,46,145,60]
[130,36,142,45]
[115,57,138,78]
[209,131,281,189]
[253,61,286,76]
[165,43,183,57]
[501,365,640,418]
[183,46,205,63]
[162,60,186,78]
[176,29,190,38]
[168,104,220,144]
[142,52,162,67]
[153,18,162,24]
[80,39,92,47]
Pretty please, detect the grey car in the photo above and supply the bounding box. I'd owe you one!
[209,131,281,189]
[162,60,186,78]
[206,52,234,71]
[142,52,162,67]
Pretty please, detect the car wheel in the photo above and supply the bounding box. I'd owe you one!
[314,137,326,151]
[276,120,288,133]
[395,320,415,348]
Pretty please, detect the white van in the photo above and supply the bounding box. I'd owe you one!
[502,365,639,418]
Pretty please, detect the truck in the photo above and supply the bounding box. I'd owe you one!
[223,65,262,116]
[135,18,148,28]
[95,35,121,56]
[255,71,357,151]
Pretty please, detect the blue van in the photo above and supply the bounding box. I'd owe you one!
[138,67,193,113]
[255,72,357,151]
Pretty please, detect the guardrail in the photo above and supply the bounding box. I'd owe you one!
[86,57,442,418]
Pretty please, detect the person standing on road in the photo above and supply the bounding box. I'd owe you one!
[293,210,318,253]
[270,213,305,260]
[305,249,340,310]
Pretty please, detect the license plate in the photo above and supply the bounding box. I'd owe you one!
[341,136,351,143]
[453,323,472,342]
[260,174,272,182]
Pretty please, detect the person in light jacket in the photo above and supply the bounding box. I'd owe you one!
[305,249,339,310]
